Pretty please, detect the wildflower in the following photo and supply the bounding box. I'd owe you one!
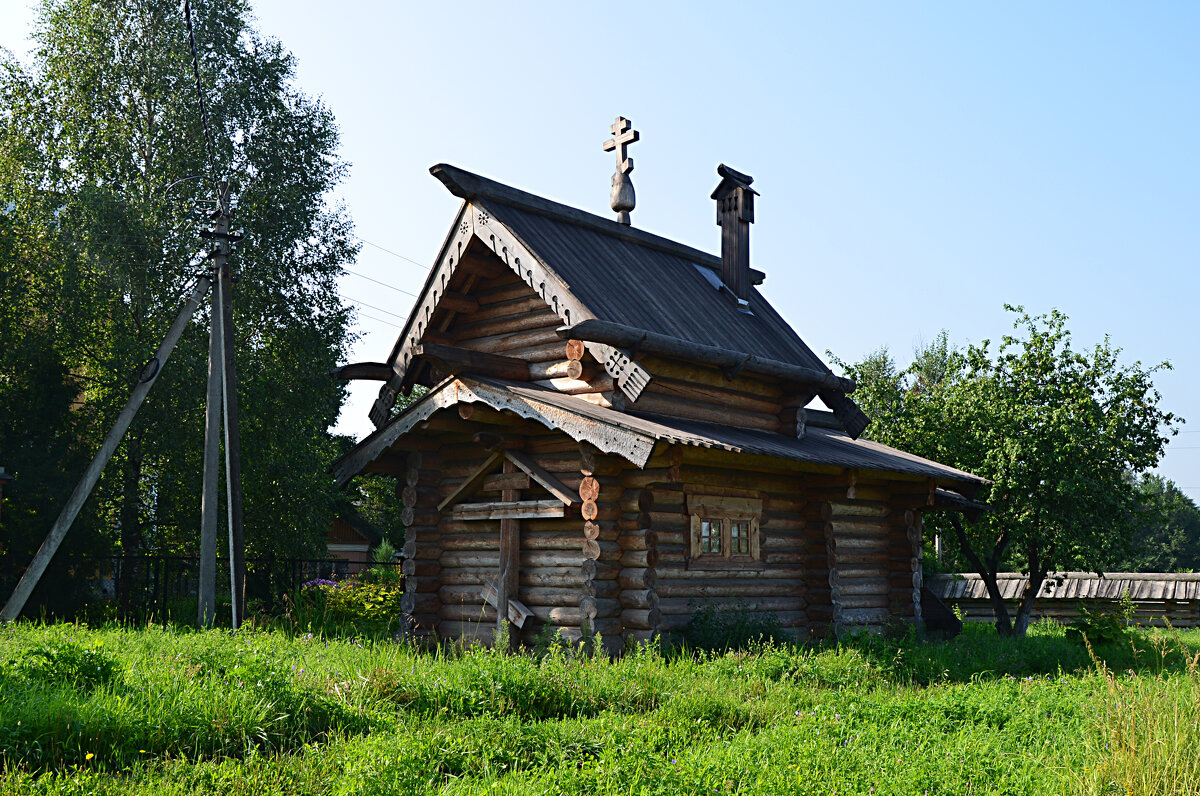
[85,753,94,761]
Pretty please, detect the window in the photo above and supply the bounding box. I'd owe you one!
[687,495,762,570]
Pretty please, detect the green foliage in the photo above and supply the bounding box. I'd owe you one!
[683,601,783,651]
[836,307,1180,636]
[1117,474,1200,572]
[295,577,404,635]
[0,0,356,612]
[8,622,1200,793]
[10,637,121,691]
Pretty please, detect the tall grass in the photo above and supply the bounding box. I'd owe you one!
[3,619,1200,794]
[1079,629,1200,796]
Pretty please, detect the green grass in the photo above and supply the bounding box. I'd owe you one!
[2,619,1199,795]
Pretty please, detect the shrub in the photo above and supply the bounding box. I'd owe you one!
[683,602,782,652]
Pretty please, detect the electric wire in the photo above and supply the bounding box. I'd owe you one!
[353,235,430,270]
[341,294,408,322]
[182,0,220,199]
[343,267,420,298]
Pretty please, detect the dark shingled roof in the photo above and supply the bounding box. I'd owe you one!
[432,164,832,374]
[333,375,985,488]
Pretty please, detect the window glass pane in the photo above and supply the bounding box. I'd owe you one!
[731,520,750,554]
[701,519,721,554]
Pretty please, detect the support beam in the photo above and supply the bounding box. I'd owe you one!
[450,500,566,521]
[437,451,503,511]
[503,450,578,507]
[1,276,214,622]
[329,362,392,381]
[413,343,530,381]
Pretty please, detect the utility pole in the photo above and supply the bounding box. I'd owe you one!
[197,259,222,628]
[199,181,245,629]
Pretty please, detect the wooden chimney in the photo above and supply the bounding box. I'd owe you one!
[711,164,757,306]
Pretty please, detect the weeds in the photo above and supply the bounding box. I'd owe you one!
[4,620,1200,794]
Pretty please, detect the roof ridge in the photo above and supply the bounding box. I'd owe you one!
[430,163,727,270]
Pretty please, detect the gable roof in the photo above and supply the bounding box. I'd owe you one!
[334,375,984,490]
[431,164,830,373]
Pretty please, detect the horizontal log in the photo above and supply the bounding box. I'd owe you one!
[636,354,784,399]
[658,596,804,614]
[620,607,662,630]
[439,534,498,552]
[502,340,574,363]
[458,326,562,356]
[579,596,621,620]
[631,392,781,432]
[839,607,891,625]
[620,549,659,568]
[455,309,562,341]
[439,603,496,622]
[459,295,544,322]
[401,591,440,615]
[403,540,441,560]
[580,559,621,581]
[618,568,657,590]
[656,578,804,599]
[580,579,620,599]
[402,559,440,577]
[838,594,890,610]
[481,472,531,492]
[644,375,783,415]
[618,530,659,551]
[527,605,584,625]
[619,589,660,610]
[520,586,587,607]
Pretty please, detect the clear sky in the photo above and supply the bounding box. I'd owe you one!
[3,2,1199,501]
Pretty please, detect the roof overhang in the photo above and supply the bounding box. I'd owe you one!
[332,377,658,487]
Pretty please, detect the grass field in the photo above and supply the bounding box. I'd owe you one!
[2,619,1200,795]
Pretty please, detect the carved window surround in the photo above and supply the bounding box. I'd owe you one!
[686,494,763,571]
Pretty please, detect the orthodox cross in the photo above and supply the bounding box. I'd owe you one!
[602,116,640,225]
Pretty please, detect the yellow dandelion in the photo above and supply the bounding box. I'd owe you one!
[85,753,94,761]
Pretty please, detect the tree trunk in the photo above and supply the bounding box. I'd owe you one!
[117,436,143,621]
[1012,545,1047,638]
[1011,573,1044,638]
[949,515,1013,636]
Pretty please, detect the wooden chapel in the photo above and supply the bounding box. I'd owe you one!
[332,121,985,650]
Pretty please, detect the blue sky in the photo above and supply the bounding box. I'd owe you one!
[3,2,1198,500]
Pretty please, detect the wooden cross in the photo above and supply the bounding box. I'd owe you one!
[603,116,640,224]
[603,116,639,175]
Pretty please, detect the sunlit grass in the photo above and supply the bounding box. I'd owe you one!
[2,619,1199,794]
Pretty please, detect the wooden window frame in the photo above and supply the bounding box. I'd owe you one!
[686,495,763,571]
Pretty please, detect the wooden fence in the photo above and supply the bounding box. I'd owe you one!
[926,572,1200,628]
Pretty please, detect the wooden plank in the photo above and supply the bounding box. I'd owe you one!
[413,343,529,381]
[503,450,578,507]
[481,579,533,629]
[437,451,503,511]
[451,500,566,521]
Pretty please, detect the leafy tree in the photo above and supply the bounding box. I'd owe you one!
[837,307,1179,636]
[0,0,355,615]
[1116,475,1200,573]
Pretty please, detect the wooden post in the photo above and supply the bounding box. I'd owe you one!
[497,458,519,649]
[0,276,213,622]
[197,285,222,628]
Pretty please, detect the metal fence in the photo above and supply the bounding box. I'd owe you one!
[0,554,402,622]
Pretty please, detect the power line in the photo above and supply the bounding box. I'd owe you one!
[352,235,430,270]
[182,0,220,197]
[353,311,404,330]
[342,294,408,322]
[343,267,420,298]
